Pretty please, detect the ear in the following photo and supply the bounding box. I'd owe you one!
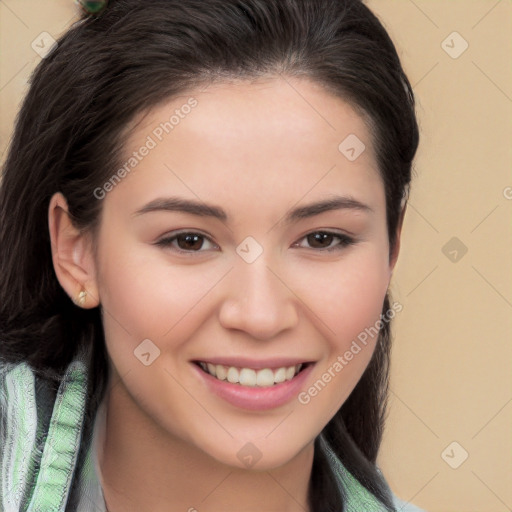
[48,192,100,308]
[389,202,407,275]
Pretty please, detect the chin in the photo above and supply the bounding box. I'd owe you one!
[203,436,312,472]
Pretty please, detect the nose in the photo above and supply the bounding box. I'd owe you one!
[218,255,299,340]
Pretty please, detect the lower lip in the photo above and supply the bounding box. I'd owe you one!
[193,363,315,411]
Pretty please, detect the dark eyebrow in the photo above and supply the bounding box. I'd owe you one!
[131,195,373,223]
[132,197,228,221]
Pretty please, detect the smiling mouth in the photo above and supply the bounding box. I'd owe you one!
[195,361,310,387]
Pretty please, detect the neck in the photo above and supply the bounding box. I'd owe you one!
[97,377,314,512]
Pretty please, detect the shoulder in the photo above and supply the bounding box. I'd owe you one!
[392,493,428,512]
[0,360,38,420]
[318,434,427,512]
[0,357,90,511]
[0,360,40,511]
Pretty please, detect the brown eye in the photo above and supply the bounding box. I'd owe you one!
[155,231,218,253]
[307,232,335,249]
[296,231,355,252]
[175,233,204,251]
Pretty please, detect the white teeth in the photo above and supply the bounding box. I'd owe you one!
[274,367,286,383]
[198,362,304,387]
[285,366,296,380]
[216,364,227,380]
[239,368,257,386]
[227,367,239,383]
[256,368,274,387]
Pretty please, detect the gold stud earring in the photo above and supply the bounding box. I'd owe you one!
[77,289,87,306]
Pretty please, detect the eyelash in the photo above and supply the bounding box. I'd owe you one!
[154,230,356,254]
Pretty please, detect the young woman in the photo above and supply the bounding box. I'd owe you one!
[0,1,425,510]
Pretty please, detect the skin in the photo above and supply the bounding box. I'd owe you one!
[48,76,404,512]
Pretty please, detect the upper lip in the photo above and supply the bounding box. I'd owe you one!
[193,357,314,370]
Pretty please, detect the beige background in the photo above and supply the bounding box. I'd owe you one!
[1,1,511,511]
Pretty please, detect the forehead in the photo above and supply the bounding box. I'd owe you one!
[106,77,384,220]
[137,78,375,154]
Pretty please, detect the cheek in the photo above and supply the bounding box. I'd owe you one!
[95,233,227,356]
[293,251,390,422]
[337,260,389,344]
[294,248,390,346]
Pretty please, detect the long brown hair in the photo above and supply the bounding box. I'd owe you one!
[0,1,419,509]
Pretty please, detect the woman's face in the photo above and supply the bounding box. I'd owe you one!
[89,77,398,470]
